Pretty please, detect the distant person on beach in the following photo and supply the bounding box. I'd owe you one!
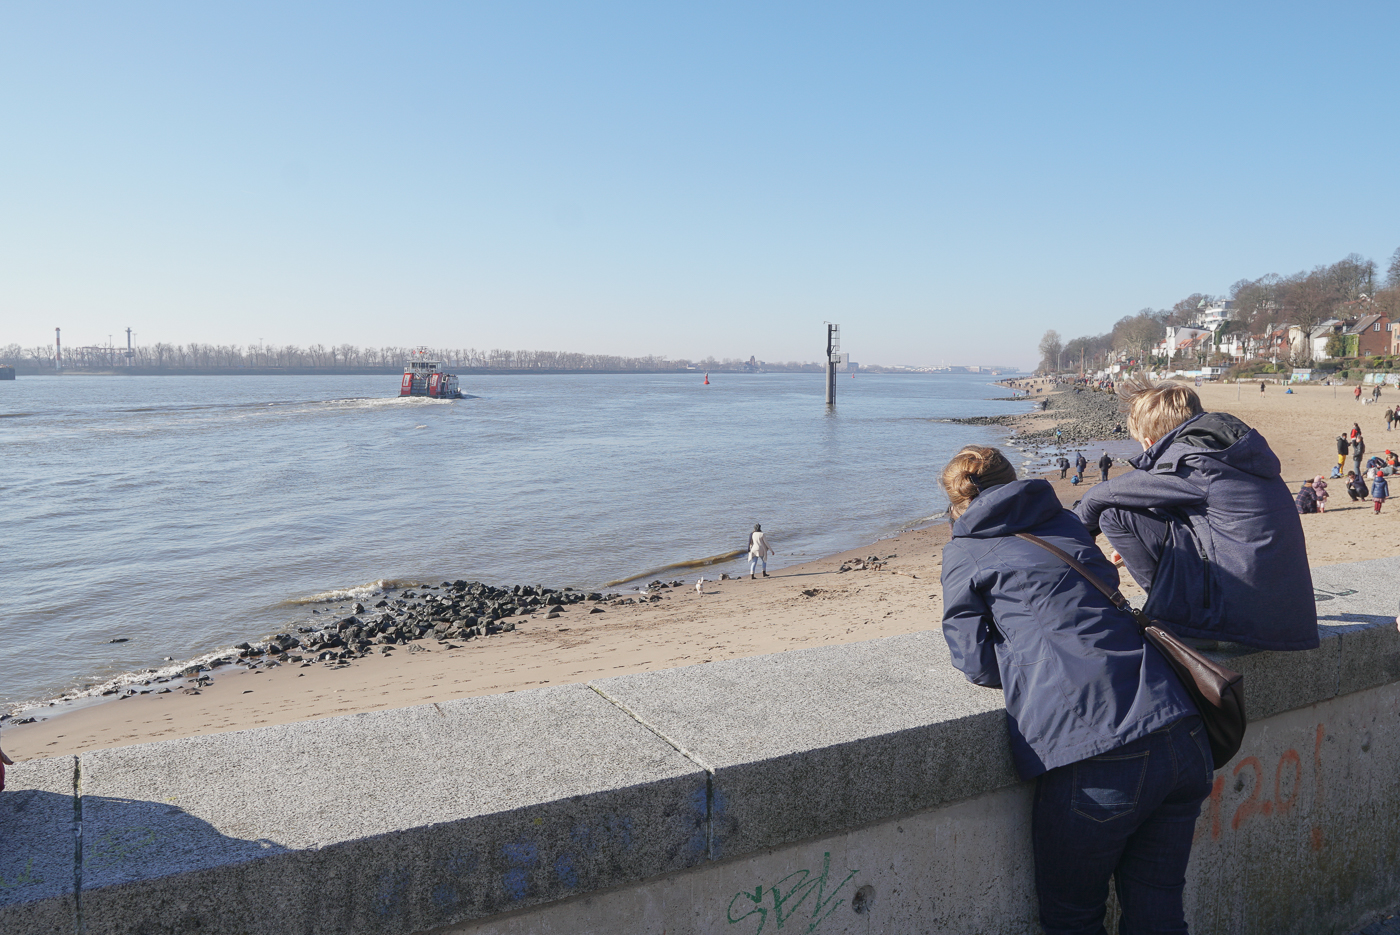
[1352,434,1366,476]
[748,524,775,579]
[1097,451,1113,483]
[939,445,1210,935]
[1073,377,1318,651]
[1346,471,1368,501]
[1387,407,1395,432]
[1057,455,1070,479]
[1311,475,1329,513]
[1260,381,1266,394]
[1356,385,1363,402]
[1074,451,1087,482]
[1335,434,1349,477]
[1373,473,1390,514]
[1295,482,1318,514]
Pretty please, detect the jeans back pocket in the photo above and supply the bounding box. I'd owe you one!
[1071,750,1151,823]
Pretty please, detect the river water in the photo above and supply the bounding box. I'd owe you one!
[0,371,1030,710]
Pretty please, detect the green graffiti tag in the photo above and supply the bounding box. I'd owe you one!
[88,827,157,869]
[726,852,858,934]
[0,857,44,890]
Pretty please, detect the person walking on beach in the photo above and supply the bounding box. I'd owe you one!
[1097,450,1113,483]
[1057,455,1070,479]
[1073,377,1318,651]
[1356,385,1363,402]
[1074,451,1087,483]
[1334,434,1348,477]
[939,446,1210,935]
[748,524,775,579]
[1260,380,1266,394]
[1372,472,1390,514]
[1352,433,1367,477]
[1386,407,1395,432]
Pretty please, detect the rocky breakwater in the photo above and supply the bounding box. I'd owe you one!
[176,580,620,687]
[946,384,1126,445]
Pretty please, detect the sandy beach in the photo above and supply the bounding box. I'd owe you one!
[7,380,1399,763]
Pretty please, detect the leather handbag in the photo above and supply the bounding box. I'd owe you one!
[1015,532,1246,769]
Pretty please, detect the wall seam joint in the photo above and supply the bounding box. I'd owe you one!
[586,683,721,860]
[71,753,83,935]
[586,683,717,775]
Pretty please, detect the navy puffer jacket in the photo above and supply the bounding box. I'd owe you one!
[941,479,1195,779]
[1075,412,1319,651]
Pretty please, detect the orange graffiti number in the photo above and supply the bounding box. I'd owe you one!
[1274,750,1301,816]
[1230,757,1264,830]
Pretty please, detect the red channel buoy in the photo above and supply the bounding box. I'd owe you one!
[704,373,709,385]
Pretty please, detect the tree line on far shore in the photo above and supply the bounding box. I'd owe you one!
[0,342,842,375]
[1037,248,1400,373]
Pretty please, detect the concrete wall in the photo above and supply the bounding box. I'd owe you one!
[4,556,1398,935]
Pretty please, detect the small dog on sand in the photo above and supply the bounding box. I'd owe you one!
[695,577,705,595]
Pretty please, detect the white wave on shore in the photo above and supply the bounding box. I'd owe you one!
[284,578,423,605]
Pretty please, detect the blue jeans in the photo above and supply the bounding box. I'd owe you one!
[1034,715,1212,935]
[748,554,767,574]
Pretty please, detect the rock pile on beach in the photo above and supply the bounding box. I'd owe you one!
[610,579,686,605]
[1017,385,1126,444]
[190,580,619,672]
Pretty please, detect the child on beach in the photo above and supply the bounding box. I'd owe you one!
[1312,475,1329,513]
[1073,377,1318,651]
[1373,473,1390,514]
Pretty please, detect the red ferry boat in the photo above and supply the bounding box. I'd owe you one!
[399,348,463,398]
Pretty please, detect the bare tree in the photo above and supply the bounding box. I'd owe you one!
[1038,330,1063,374]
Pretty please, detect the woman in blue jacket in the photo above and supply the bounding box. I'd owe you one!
[941,446,1210,935]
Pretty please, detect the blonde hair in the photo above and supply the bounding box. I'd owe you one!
[941,446,1017,520]
[1118,376,1204,444]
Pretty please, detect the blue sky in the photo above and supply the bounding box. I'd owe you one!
[3,2,1397,368]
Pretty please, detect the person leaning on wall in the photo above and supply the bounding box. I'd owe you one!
[939,446,1211,935]
[1073,377,1319,652]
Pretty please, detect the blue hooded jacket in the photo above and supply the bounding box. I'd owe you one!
[1074,412,1319,651]
[941,478,1195,779]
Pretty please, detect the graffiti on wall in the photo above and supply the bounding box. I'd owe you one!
[1197,723,1327,851]
[726,851,858,935]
